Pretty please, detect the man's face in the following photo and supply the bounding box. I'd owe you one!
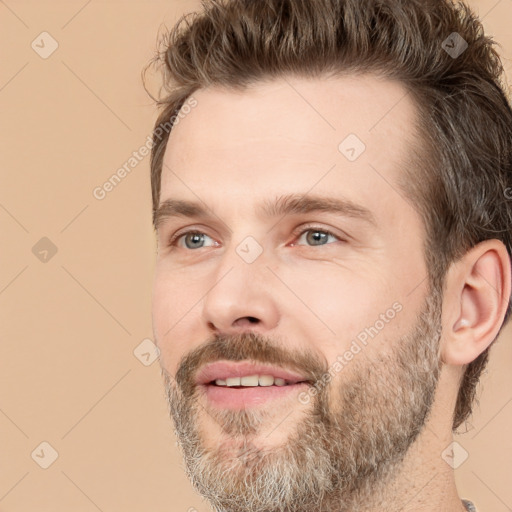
[152,74,442,511]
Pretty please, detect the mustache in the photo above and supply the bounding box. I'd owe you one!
[173,331,328,394]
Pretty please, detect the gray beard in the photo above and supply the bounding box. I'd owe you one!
[161,289,442,512]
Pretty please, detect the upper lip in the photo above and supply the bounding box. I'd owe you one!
[195,361,311,385]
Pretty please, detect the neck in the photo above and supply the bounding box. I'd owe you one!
[345,434,467,511]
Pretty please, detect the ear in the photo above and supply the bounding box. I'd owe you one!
[440,239,511,366]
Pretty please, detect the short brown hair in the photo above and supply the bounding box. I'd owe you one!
[143,0,512,431]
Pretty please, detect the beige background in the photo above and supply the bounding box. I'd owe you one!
[0,0,511,510]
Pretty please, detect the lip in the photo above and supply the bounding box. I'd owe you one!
[203,381,310,409]
[195,361,310,386]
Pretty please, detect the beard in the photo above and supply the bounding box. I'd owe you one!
[160,288,443,512]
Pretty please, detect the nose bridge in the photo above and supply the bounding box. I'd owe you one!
[201,233,279,333]
[213,222,269,286]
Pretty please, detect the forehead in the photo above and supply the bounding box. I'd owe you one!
[160,74,421,224]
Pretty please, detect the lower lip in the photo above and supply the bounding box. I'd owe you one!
[201,383,310,409]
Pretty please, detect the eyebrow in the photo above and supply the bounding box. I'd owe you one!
[153,193,377,231]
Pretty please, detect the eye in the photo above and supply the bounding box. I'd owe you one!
[169,230,218,250]
[167,225,345,251]
[293,226,343,247]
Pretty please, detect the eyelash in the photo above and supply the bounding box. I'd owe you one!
[166,224,345,249]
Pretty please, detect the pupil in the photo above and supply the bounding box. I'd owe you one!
[308,231,327,245]
[186,233,204,249]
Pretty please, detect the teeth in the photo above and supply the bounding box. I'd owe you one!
[241,375,259,386]
[214,374,294,387]
[258,375,274,386]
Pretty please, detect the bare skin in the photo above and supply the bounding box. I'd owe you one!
[152,74,510,511]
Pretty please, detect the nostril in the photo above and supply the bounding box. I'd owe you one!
[231,316,261,329]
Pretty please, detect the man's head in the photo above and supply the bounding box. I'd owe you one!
[147,0,512,510]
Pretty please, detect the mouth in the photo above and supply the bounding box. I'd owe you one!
[195,362,313,409]
[207,375,310,387]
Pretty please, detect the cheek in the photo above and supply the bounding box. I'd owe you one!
[284,265,405,362]
[284,265,386,331]
[151,268,202,371]
[152,264,203,323]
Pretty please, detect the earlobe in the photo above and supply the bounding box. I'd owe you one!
[441,240,511,366]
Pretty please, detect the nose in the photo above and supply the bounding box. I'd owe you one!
[201,251,280,336]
